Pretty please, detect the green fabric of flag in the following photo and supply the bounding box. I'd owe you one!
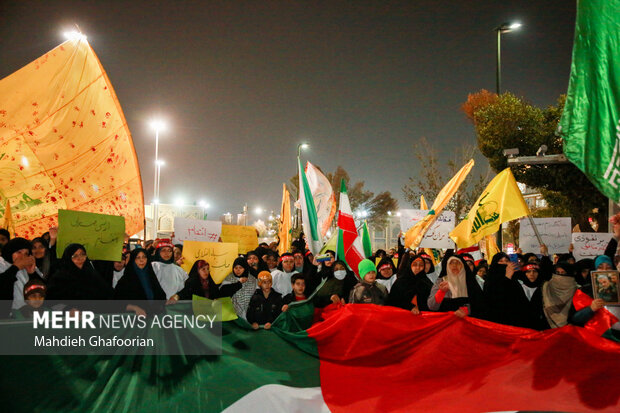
[559,0,620,201]
[361,221,372,258]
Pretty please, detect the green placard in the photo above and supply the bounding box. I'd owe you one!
[56,209,125,262]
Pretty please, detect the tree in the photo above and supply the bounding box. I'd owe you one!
[402,137,491,219]
[289,165,398,229]
[462,91,607,232]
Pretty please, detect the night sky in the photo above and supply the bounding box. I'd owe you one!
[0,1,576,218]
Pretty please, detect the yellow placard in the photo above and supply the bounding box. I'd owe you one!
[181,241,238,284]
[375,257,398,267]
[221,225,259,254]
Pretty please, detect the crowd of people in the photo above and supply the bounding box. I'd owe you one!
[0,221,618,336]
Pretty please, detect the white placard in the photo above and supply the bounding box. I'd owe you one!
[172,217,222,244]
[519,217,571,254]
[571,232,613,261]
[399,209,455,249]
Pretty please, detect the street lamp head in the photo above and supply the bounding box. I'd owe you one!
[153,198,160,205]
[155,160,165,167]
[497,22,522,33]
[198,200,210,208]
[254,207,263,215]
[300,143,309,150]
[150,119,167,133]
[174,197,185,207]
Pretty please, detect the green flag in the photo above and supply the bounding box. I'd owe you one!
[361,220,372,258]
[559,0,620,201]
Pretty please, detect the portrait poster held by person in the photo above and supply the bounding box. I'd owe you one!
[428,255,487,319]
[246,271,282,330]
[0,237,42,315]
[349,259,388,305]
[221,257,257,320]
[569,255,620,333]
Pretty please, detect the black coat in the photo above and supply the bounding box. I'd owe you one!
[246,289,282,325]
[436,273,487,318]
[484,269,549,330]
[177,276,241,300]
[114,265,166,301]
[388,273,419,311]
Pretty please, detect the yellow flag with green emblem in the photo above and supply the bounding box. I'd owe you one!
[450,168,530,248]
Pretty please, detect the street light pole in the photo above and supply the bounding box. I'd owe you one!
[495,22,521,95]
[295,143,309,230]
[150,119,166,239]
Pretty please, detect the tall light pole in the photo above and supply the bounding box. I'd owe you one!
[150,119,166,238]
[495,22,521,94]
[295,143,310,230]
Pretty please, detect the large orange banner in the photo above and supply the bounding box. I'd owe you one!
[0,37,144,238]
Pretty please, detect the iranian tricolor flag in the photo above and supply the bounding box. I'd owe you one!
[298,157,322,255]
[336,179,365,277]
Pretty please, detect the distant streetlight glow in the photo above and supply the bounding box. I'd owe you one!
[63,31,86,41]
[198,200,210,208]
[174,197,185,207]
[150,119,167,133]
[21,156,29,168]
[509,22,522,30]
[156,160,165,166]
[254,207,263,215]
[297,142,310,158]
[153,199,160,205]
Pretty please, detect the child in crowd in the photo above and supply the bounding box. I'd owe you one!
[349,259,388,305]
[15,279,47,319]
[247,271,282,330]
[282,273,307,312]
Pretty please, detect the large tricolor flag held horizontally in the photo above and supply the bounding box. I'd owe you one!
[5,302,618,412]
[337,179,364,277]
[298,157,322,255]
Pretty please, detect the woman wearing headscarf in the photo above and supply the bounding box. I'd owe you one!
[220,257,257,319]
[569,255,619,330]
[376,256,397,293]
[170,260,242,301]
[428,255,487,318]
[419,252,438,284]
[47,244,114,301]
[0,238,42,315]
[114,248,166,301]
[151,240,188,299]
[31,237,57,280]
[313,259,350,308]
[574,258,595,286]
[542,262,578,328]
[388,254,428,313]
[484,252,548,330]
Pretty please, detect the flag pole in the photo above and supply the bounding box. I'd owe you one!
[526,215,544,247]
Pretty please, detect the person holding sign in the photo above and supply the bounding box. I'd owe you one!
[151,240,189,299]
[169,260,243,302]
